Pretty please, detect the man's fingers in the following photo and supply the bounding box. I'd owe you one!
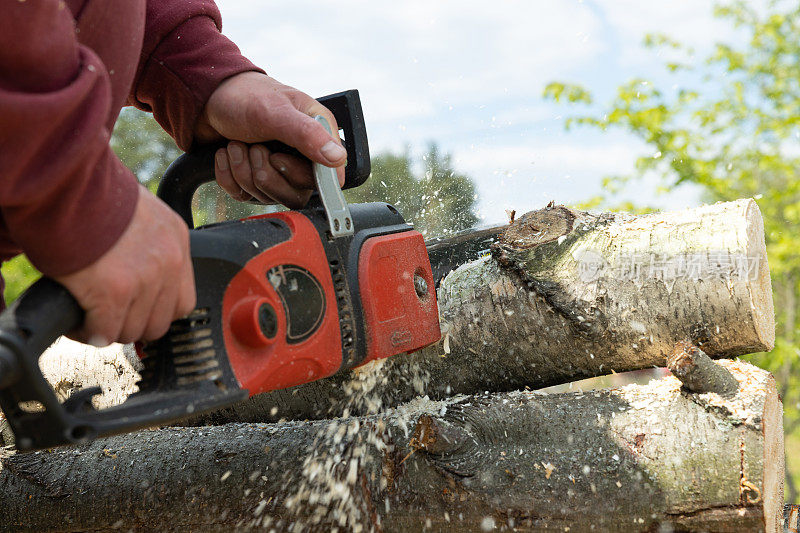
[79,312,120,347]
[140,284,178,342]
[252,151,313,209]
[218,142,273,203]
[268,152,314,189]
[175,244,197,319]
[119,284,160,344]
[226,142,258,199]
[262,103,346,168]
[79,296,131,347]
[284,99,346,186]
[215,148,250,201]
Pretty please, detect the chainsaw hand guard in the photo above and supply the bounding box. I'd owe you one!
[157,89,370,228]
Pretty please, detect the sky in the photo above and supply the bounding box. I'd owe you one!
[216,0,759,225]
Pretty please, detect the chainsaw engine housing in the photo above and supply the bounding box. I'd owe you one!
[138,201,440,397]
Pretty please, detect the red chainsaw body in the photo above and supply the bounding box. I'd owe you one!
[222,211,343,394]
[214,208,440,395]
[357,231,439,365]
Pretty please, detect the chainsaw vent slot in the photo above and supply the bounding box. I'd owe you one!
[329,259,355,360]
[138,307,222,390]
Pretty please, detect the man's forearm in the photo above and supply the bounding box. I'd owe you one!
[0,0,139,277]
[129,0,264,151]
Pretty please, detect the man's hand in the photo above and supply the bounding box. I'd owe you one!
[194,72,347,208]
[55,186,195,346]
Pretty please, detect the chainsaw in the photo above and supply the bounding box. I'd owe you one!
[0,90,505,451]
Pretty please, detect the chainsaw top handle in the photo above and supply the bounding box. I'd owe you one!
[157,89,370,228]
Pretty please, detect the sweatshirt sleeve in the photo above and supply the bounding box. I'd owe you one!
[130,1,264,151]
[0,0,139,277]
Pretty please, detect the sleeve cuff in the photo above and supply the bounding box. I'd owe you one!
[132,15,264,151]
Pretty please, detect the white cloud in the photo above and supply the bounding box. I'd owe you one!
[594,0,770,68]
[219,1,604,122]
[213,1,730,218]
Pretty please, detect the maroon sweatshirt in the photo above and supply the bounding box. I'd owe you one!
[0,0,261,277]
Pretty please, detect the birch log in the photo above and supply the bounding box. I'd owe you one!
[12,198,774,428]
[208,198,775,423]
[0,360,783,532]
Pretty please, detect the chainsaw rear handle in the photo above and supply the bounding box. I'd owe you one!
[0,278,85,449]
[157,89,370,228]
[0,233,249,451]
[0,278,82,390]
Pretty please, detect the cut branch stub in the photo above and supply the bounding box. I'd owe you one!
[668,341,740,396]
[411,414,472,455]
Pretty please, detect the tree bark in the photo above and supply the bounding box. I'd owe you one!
[14,199,773,430]
[0,360,782,532]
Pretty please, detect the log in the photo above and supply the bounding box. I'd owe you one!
[207,198,775,423]
[5,199,773,427]
[0,360,783,532]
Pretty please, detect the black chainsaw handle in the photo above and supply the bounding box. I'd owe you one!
[0,277,82,387]
[157,89,370,228]
[0,232,250,451]
[0,278,83,447]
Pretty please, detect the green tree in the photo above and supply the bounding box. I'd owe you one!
[345,144,480,238]
[110,107,182,191]
[2,254,41,305]
[545,0,800,501]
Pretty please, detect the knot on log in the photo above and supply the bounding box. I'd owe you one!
[668,341,740,396]
[494,204,576,251]
[740,475,762,504]
[410,414,470,456]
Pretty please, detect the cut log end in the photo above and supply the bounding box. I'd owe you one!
[495,204,576,250]
[762,376,785,533]
[745,199,775,352]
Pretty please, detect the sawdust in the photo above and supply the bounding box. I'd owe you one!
[260,393,452,532]
[269,350,435,531]
[614,359,769,430]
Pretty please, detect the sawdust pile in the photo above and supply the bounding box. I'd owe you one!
[242,356,434,531]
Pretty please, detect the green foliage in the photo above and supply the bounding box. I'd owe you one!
[542,82,593,105]
[345,144,479,238]
[2,255,40,306]
[110,108,182,193]
[545,0,800,501]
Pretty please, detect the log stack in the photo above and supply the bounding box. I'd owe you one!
[0,199,783,532]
